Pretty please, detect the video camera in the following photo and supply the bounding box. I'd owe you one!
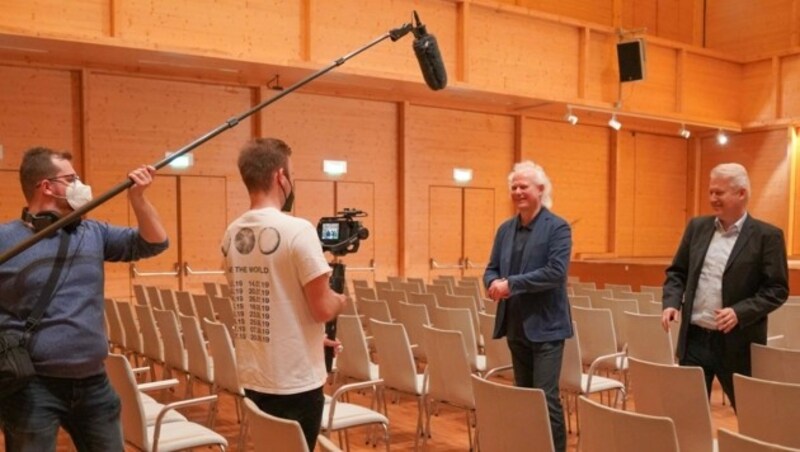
[317,208,370,256]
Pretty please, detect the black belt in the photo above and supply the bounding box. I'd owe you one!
[688,323,722,337]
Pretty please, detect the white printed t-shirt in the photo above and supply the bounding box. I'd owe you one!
[221,207,331,395]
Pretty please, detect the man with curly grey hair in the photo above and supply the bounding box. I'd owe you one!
[484,160,572,452]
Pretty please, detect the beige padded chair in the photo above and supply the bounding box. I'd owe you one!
[133,284,149,306]
[243,398,341,452]
[106,353,227,452]
[375,288,406,319]
[568,294,592,308]
[628,357,714,452]
[335,314,379,384]
[394,301,431,362]
[153,308,189,386]
[478,312,512,378]
[174,290,197,317]
[429,306,485,374]
[391,281,419,295]
[406,277,425,293]
[735,373,800,449]
[751,343,800,384]
[592,296,638,350]
[117,300,145,365]
[202,281,220,298]
[192,293,216,325]
[717,428,799,452]
[358,298,393,326]
[604,283,632,297]
[210,295,237,338]
[437,293,481,343]
[105,298,126,353]
[159,288,179,313]
[145,286,164,311]
[570,306,627,376]
[578,395,679,452]
[203,318,248,450]
[639,285,664,301]
[471,375,554,452]
[351,279,370,289]
[559,323,626,433]
[425,283,451,301]
[353,286,377,303]
[374,281,393,292]
[422,325,476,450]
[369,319,425,449]
[134,304,165,381]
[624,311,676,365]
[178,314,216,406]
[322,380,390,451]
[406,291,438,313]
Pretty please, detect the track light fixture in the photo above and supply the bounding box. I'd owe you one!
[716,129,729,145]
[564,107,578,125]
[608,113,622,131]
[679,124,691,139]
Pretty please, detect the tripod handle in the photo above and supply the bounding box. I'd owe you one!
[325,262,346,373]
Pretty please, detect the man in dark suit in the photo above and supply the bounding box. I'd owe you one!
[662,162,788,409]
[484,160,572,452]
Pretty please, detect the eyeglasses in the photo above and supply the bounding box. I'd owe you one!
[46,174,80,184]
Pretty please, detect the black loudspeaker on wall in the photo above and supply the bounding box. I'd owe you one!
[617,39,646,82]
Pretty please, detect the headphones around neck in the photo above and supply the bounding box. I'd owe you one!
[21,208,80,233]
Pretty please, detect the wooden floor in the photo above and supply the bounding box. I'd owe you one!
[1,371,739,451]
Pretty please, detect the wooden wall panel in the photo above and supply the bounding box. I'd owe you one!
[699,129,791,234]
[741,60,777,123]
[631,133,688,256]
[115,0,301,62]
[621,43,677,113]
[405,106,515,278]
[586,32,619,104]
[0,65,80,172]
[621,0,700,45]
[520,120,611,255]
[258,93,399,277]
[782,55,800,118]
[683,54,741,122]
[705,0,795,57]
[0,0,109,38]
[615,131,636,255]
[511,0,614,26]
[85,73,252,223]
[469,7,580,99]
[311,1,457,81]
[0,169,26,232]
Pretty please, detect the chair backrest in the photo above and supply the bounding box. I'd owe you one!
[351,279,370,289]
[116,300,144,355]
[639,285,664,302]
[582,288,613,306]
[429,306,481,371]
[104,298,126,349]
[174,290,197,317]
[559,325,584,393]
[336,314,375,382]
[395,301,430,360]
[570,306,618,366]
[210,295,237,337]
[375,288,406,318]
[717,428,798,452]
[425,283,451,300]
[374,281,393,292]
[406,277,425,293]
[105,353,149,450]
[145,286,164,310]
[423,325,474,409]
[153,308,188,373]
[768,304,800,349]
[134,304,164,363]
[472,376,554,452]
[735,373,800,448]
[178,313,214,384]
[358,298,393,325]
[619,291,658,314]
[393,281,421,295]
[406,291,438,312]
[193,293,217,324]
[594,296,638,349]
[243,398,310,452]
[387,275,404,284]
[204,319,244,396]
[353,286,377,303]
[369,319,421,395]
[751,343,800,384]
[159,288,178,313]
[133,284,149,306]
[568,294,592,308]
[202,281,220,298]
[570,281,597,291]
[478,312,511,372]
[437,293,480,341]
[624,311,675,365]
[605,283,632,297]
[627,357,713,452]
[578,395,679,452]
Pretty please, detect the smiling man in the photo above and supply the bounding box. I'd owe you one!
[662,162,788,409]
[484,160,572,452]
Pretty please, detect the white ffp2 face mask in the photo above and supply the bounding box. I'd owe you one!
[64,180,93,210]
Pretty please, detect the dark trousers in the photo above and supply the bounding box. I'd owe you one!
[245,386,325,450]
[681,324,737,409]
[507,337,567,452]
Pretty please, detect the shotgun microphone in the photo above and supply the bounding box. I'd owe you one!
[411,11,447,90]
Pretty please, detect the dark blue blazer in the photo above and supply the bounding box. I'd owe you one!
[483,207,573,342]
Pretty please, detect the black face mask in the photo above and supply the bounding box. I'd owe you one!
[279,172,295,212]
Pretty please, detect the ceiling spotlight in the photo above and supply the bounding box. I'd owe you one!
[679,124,691,139]
[608,113,622,131]
[716,129,729,145]
[564,107,578,125]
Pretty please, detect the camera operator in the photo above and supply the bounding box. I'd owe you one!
[221,138,346,451]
